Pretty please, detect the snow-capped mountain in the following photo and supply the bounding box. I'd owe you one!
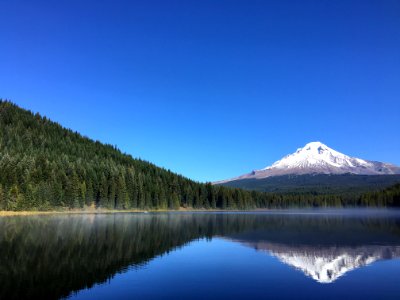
[216,141,400,183]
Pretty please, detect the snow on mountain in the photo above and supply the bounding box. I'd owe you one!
[215,141,400,183]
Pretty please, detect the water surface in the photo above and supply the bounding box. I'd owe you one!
[1,209,400,299]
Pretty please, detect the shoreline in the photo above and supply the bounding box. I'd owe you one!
[0,208,256,216]
[0,207,394,217]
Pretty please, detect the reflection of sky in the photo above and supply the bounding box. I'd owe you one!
[70,238,400,300]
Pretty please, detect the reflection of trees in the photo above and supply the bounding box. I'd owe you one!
[0,214,216,300]
[0,212,399,299]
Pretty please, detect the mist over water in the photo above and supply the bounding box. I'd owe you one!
[1,209,400,299]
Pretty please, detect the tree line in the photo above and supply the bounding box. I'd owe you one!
[0,100,398,210]
[359,183,400,207]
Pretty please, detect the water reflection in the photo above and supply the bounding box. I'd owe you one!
[225,211,400,283]
[264,244,400,283]
[0,210,399,299]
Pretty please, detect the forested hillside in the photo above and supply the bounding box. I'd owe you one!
[0,100,397,211]
[360,184,400,207]
[0,100,224,210]
[0,100,266,210]
[219,174,400,198]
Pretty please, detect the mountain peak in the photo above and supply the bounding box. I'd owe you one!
[303,141,326,148]
[292,141,343,161]
[263,141,357,172]
[301,141,330,152]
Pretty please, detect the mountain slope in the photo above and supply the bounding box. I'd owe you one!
[220,174,400,197]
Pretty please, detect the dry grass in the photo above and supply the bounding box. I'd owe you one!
[0,207,262,216]
[0,209,148,216]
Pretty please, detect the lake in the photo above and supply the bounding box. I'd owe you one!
[1,210,400,299]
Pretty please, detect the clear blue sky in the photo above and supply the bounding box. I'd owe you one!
[1,0,399,182]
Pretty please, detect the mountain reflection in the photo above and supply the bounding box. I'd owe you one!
[225,211,400,283]
[0,211,400,299]
[235,242,400,283]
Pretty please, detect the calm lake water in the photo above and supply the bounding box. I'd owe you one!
[1,210,400,299]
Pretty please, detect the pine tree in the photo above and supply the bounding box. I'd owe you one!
[116,174,129,209]
[0,184,4,210]
[137,173,145,209]
[80,181,87,208]
[65,170,80,208]
[108,175,117,209]
[125,168,137,208]
[98,174,109,208]
[85,180,94,207]
[7,185,20,210]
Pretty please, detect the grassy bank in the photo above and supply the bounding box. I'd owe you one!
[0,207,237,216]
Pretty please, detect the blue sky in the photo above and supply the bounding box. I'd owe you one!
[1,0,399,182]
